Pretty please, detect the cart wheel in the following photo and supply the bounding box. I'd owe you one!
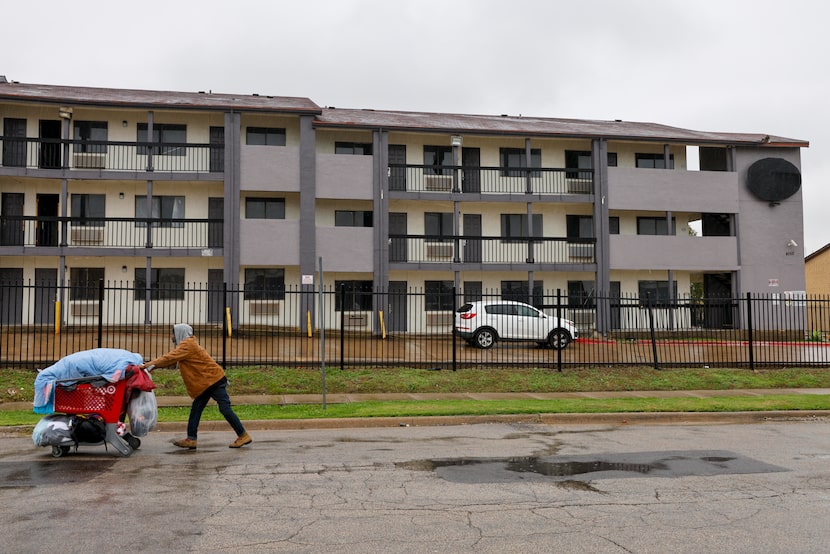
[51,445,70,458]
[127,435,141,450]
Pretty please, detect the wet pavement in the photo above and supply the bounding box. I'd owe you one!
[4,419,830,552]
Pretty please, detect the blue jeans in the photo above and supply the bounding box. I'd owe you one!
[187,377,246,440]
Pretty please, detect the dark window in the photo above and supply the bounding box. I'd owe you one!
[565,151,592,180]
[499,148,541,177]
[71,194,105,227]
[463,281,482,304]
[73,121,108,153]
[501,214,543,242]
[635,153,674,169]
[500,280,544,307]
[70,267,104,301]
[568,280,596,308]
[137,123,186,156]
[335,280,373,311]
[335,210,373,227]
[638,280,677,307]
[246,127,286,146]
[244,268,285,300]
[425,212,453,241]
[135,196,184,228]
[609,216,620,234]
[134,268,185,301]
[246,198,285,219]
[637,216,676,235]
[423,145,453,175]
[335,142,372,155]
[425,280,454,311]
[566,215,594,238]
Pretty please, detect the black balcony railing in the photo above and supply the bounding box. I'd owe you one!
[0,136,223,173]
[389,164,593,195]
[389,235,596,265]
[0,216,223,249]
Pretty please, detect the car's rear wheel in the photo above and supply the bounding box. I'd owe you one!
[548,329,571,350]
[473,328,497,349]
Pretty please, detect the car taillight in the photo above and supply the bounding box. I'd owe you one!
[460,312,476,320]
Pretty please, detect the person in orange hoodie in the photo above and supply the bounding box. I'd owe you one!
[142,323,251,450]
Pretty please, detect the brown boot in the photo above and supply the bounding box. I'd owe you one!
[172,438,197,449]
[229,432,252,448]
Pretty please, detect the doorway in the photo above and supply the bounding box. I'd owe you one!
[39,120,62,169]
[36,194,59,246]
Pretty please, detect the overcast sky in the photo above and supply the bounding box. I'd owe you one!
[4,0,828,254]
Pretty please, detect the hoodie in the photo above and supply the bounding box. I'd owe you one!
[145,324,225,398]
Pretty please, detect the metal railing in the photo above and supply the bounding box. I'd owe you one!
[0,216,223,250]
[389,235,596,264]
[389,164,593,195]
[0,137,223,174]
[0,282,828,370]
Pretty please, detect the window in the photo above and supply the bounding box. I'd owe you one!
[425,212,453,241]
[335,280,373,311]
[71,194,105,227]
[134,268,185,301]
[70,267,104,301]
[247,127,286,146]
[635,153,674,169]
[137,123,186,156]
[564,150,618,178]
[335,210,373,227]
[568,280,596,308]
[425,280,454,311]
[335,142,372,155]
[609,216,620,235]
[637,216,676,235]
[135,196,184,228]
[566,215,594,238]
[501,280,543,307]
[423,145,452,175]
[501,214,543,242]
[638,280,677,307]
[73,121,108,153]
[463,281,482,304]
[499,148,541,177]
[244,268,285,300]
[245,198,285,219]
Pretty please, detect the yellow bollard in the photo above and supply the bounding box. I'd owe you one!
[55,301,61,334]
[307,310,312,337]
[225,307,232,337]
[379,310,387,339]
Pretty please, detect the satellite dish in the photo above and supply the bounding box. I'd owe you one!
[746,158,801,203]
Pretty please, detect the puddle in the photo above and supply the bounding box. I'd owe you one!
[0,459,118,488]
[397,450,787,484]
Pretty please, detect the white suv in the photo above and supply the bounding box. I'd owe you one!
[455,300,578,350]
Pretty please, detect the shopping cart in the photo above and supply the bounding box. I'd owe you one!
[47,374,140,457]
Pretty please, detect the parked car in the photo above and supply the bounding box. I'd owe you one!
[455,300,578,350]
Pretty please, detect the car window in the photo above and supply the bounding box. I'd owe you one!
[517,305,539,318]
[486,304,511,316]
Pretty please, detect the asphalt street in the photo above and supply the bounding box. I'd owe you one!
[3,416,830,553]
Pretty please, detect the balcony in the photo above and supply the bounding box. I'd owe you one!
[608,167,738,212]
[0,137,223,175]
[610,235,738,271]
[0,216,223,252]
[388,164,593,196]
[388,235,596,266]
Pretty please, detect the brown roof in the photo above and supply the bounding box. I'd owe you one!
[315,108,809,147]
[0,80,321,114]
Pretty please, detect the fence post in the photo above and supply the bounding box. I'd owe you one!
[647,292,659,370]
[452,286,457,371]
[222,282,227,369]
[97,279,104,348]
[340,283,345,371]
[556,288,563,372]
[746,292,755,371]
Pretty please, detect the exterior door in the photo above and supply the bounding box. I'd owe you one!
[3,118,26,167]
[36,194,59,247]
[463,213,481,263]
[388,144,406,191]
[34,268,58,324]
[0,268,23,324]
[704,273,735,329]
[209,126,224,173]
[462,147,481,193]
[39,120,62,169]
[208,197,224,248]
[389,212,407,262]
[1,192,24,246]
[387,281,407,332]
[207,269,224,323]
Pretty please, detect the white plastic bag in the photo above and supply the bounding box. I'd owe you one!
[127,390,158,437]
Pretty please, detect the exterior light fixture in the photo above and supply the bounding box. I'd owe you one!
[58,106,73,119]
[451,135,463,147]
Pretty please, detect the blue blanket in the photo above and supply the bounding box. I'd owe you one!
[33,348,144,414]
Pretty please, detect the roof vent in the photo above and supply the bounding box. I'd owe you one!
[0,75,7,83]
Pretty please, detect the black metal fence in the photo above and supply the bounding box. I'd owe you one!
[1,281,829,370]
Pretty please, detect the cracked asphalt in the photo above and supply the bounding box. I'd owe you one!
[3,417,830,553]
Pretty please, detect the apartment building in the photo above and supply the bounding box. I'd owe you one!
[0,77,808,335]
